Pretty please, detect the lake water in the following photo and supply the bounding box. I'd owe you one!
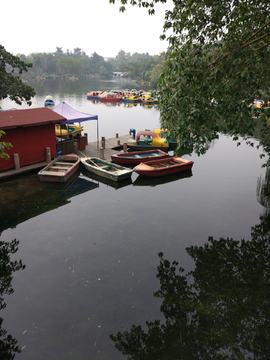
[0,78,268,359]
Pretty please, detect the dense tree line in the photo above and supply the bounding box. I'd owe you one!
[18,47,113,78]
[16,47,166,87]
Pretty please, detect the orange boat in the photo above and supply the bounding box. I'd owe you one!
[133,156,193,177]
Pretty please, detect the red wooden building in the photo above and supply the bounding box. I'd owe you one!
[0,107,66,172]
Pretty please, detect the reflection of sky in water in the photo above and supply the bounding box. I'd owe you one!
[0,79,267,360]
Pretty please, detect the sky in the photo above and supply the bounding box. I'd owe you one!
[1,0,172,58]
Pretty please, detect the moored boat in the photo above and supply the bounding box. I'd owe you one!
[133,169,193,187]
[127,129,169,150]
[121,94,141,103]
[99,92,122,102]
[111,149,169,166]
[86,91,104,100]
[44,95,55,106]
[141,96,155,105]
[55,123,83,138]
[81,157,133,182]
[133,156,194,177]
[38,154,81,183]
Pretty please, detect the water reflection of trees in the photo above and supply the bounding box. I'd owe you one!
[0,239,25,360]
[111,172,270,359]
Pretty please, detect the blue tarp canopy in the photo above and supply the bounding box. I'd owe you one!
[53,101,98,124]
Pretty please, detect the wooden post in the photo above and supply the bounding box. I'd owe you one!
[123,142,127,152]
[46,147,51,162]
[14,153,20,170]
[100,147,104,160]
[117,140,120,146]
[84,132,88,144]
[101,136,105,149]
[116,133,119,138]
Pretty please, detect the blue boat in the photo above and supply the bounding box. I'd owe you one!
[44,95,55,106]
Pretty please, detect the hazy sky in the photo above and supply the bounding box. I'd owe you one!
[2,0,172,58]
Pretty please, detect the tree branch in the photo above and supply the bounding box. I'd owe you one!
[241,31,270,50]
[244,20,270,43]
[255,41,270,52]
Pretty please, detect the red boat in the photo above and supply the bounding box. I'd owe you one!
[86,91,104,100]
[99,92,122,102]
[111,149,169,166]
[133,156,193,177]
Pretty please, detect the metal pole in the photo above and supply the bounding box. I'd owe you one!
[96,119,99,150]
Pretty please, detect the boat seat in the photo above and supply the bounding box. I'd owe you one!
[56,162,75,166]
[50,166,69,170]
[99,165,111,170]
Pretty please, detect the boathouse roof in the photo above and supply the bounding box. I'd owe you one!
[0,107,66,129]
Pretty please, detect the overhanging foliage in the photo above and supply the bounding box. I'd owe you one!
[111,1,270,160]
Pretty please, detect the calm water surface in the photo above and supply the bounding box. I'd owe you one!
[0,79,268,359]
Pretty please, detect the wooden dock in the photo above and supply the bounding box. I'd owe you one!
[79,133,132,161]
[0,133,132,180]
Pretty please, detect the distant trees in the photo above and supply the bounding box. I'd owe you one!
[16,47,165,85]
[58,57,84,75]
[19,48,114,79]
[112,50,166,86]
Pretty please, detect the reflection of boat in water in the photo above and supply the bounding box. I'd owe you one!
[0,171,99,236]
[40,171,99,195]
[141,103,156,110]
[123,102,138,108]
[133,169,193,187]
[87,99,100,104]
[101,101,121,107]
[81,168,132,190]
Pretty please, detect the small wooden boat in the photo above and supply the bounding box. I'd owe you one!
[81,167,132,189]
[111,149,169,166]
[38,154,81,183]
[81,157,133,182]
[133,157,194,177]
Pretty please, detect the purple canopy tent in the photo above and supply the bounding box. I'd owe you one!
[53,101,99,148]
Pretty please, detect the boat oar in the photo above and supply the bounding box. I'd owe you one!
[78,150,100,168]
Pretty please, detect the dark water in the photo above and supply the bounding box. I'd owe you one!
[0,79,268,359]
